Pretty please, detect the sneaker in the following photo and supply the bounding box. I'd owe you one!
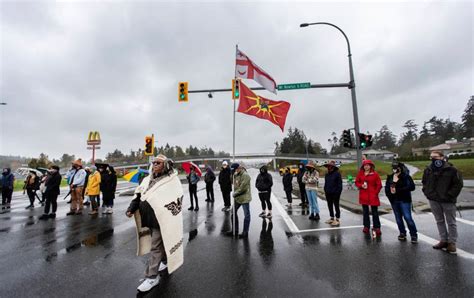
[102,208,108,214]
[39,214,49,220]
[107,208,114,214]
[194,207,199,211]
[432,241,448,250]
[49,213,56,219]
[205,199,210,202]
[265,212,272,219]
[225,207,231,212]
[331,219,340,226]
[446,242,457,254]
[89,210,98,215]
[362,227,370,234]
[309,214,315,220]
[66,211,75,216]
[25,205,34,209]
[221,207,227,211]
[398,234,407,241]
[258,211,266,218]
[286,203,292,208]
[158,261,168,272]
[411,236,418,244]
[188,206,194,211]
[325,218,335,224]
[137,276,160,292]
[314,213,320,221]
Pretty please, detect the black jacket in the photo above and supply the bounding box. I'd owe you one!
[127,193,160,229]
[204,170,216,184]
[218,167,232,192]
[282,172,293,191]
[324,169,343,195]
[385,172,415,203]
[44,172,62,196]
[256,170,273,192]
[296,167,305,184]
[422,163,463,203]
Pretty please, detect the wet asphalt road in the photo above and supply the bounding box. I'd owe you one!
[0,170,473,297]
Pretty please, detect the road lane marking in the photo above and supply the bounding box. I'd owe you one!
[297,225,365,233]
[271,193,299,233]
[425,212,474,226]
[379,217,474,260]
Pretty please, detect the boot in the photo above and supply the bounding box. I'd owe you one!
[39,214,49,220]
[432,241,448,250]
[446,243,457,254]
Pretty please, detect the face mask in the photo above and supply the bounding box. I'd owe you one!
[432,159,444,168]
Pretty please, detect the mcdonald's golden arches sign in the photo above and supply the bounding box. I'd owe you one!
[87,131,101,145]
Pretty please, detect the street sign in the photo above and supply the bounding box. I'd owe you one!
[277,82,311,91]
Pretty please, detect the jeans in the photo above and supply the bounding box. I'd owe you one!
[391,201,417,237]
[44,194,58,214]
[306,190,319,215]
[362,205,380,229]
[233,202,250,233]
[259,192,272,210]
[326,192,341,219]
[429,200,457,243]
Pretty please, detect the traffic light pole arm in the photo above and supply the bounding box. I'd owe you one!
[188,83,350,94]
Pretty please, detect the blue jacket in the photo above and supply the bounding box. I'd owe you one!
[324,169,342,195]
[1,169,15,189]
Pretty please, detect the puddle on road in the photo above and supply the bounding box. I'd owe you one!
[45,228,115,262]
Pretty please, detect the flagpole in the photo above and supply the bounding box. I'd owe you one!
[232,44,237,237]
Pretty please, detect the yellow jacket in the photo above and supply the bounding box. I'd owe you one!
[86,171,101,196]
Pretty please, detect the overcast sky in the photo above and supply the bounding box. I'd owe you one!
[0,0,472,161]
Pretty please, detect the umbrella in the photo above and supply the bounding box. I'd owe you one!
[123,169,149,183]
[182,162,202,177]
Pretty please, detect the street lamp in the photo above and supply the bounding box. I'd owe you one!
[300,22,362,168]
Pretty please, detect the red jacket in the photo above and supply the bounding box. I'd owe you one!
[355,170,382,206]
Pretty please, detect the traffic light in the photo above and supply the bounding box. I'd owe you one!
[178,82,188,102]
[358,133,367,149]
[232,79,240,100]
[342,129,352,148]
[144,135,154,156]
[366,134,373,147]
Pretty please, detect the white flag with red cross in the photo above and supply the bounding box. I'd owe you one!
[235,48,277,94]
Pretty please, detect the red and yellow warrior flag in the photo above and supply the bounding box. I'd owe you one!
[237,81,291,132]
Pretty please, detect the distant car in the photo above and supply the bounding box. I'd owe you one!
[279,165,299,176]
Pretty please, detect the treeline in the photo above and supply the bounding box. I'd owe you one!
[329,96,473,157]
[23,144,230,169]
[274,127,327,156]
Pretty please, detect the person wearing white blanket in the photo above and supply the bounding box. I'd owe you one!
[126,154,184,293]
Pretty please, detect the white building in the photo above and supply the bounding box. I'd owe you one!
[336,149,398,160]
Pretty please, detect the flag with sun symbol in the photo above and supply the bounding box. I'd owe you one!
[237,81,291,131]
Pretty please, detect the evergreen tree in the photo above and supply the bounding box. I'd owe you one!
[461,96,474,138]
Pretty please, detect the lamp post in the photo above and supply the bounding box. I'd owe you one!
[300,22,362,168]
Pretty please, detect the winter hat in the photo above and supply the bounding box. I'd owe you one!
[230,163,240,171]
[222,161,228,166]
[362,159,375,169]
